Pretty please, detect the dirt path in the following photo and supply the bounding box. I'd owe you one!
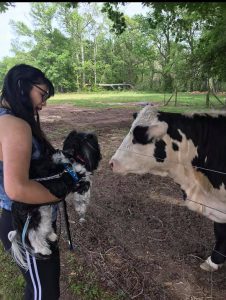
[40,104,226,300]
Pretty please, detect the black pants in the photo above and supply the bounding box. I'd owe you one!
[0,208,60,300]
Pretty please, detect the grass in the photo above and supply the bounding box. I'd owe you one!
[50,91,164,108]
[0,242,121,300]
[0,229,122,300]
[0,243,25,299]
[65,251,124,300]
[49,90,226,112]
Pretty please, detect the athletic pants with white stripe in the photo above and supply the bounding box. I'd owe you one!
[0,208,60,300]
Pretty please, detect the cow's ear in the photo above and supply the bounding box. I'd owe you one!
[133,112,138,120]
[148,122,168,139]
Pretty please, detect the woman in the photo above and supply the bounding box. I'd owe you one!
[0,64,61,299]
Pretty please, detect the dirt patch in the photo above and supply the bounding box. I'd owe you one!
[40,104,226,300]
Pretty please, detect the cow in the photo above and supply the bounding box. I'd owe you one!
[109,104,226,272]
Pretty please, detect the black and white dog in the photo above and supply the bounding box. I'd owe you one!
[8,130,101,270]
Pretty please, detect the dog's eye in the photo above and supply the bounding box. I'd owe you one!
[64,149,74,156]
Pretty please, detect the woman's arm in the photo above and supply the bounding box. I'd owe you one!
[0,115,60,204]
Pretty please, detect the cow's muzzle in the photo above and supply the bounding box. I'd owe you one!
[109,158,114,170]
[109,157,120,171]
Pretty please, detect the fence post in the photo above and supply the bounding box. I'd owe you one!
[206,91,210,108]
[174,88,178,106]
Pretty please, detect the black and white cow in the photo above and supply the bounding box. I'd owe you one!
[109,104,226,272]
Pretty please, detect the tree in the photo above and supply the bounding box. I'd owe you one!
[1,2,226,93]
[0,2,14,12]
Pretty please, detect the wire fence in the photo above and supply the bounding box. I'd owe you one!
[116,147,226,262]
[58,144,226,299]
[57,128,226,299]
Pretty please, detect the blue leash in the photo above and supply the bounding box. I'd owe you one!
[63,163,79,251]
[63,164,79,182]
[22,214,31,249]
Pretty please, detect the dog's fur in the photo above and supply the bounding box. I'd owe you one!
[8,130,101,270]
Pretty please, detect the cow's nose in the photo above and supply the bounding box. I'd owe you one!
[109,159,115,170]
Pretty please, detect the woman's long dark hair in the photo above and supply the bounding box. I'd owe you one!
[0,64,55,156]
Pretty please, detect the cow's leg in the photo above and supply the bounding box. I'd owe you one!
[200,222,226,271]
[212,222,226,264]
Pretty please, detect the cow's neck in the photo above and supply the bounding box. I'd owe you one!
[165,141,226,223]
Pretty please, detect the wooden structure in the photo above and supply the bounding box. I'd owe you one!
[98,83,134,90]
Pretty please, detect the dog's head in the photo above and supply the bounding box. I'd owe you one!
[62,130,102,172]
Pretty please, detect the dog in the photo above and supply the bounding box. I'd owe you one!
[8,130,102,270]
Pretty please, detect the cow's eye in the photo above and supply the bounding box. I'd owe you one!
[133,112,138,120]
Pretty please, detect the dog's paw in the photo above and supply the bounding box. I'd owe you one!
[8,230,17,242]
[47,232,58,242]
[79,217,86,224]
[36,247,52,256]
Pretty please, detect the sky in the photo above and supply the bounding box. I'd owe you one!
[0,2,31,59]
[0,2,149,60]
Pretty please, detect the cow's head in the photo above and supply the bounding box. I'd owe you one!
[109,105,169,176]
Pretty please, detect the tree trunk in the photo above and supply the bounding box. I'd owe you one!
[76,53,80,91]
[81,42,85,88]
[174,88,178,106]
[209,77,216,94]
[93,36,97,85]
[206,91,210,108]
[163,74,173,92]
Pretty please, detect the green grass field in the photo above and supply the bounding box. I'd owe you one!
[49,91,226,112]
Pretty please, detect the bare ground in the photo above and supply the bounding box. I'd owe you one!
[39,104,226,300]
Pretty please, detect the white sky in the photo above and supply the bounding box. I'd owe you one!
[0,2,149,60]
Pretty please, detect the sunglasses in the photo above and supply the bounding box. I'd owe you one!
[32,84,49,102]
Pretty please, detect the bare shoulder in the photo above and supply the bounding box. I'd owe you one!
[0,114,32,140]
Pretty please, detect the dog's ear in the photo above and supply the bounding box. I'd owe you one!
[65,130,78,141]
[86,132,98,142]
[70,129,77,135]
[81,132,102,171]
[63,130,78,151]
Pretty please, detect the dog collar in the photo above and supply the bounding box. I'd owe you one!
[63,164,79,182]
[76,154,86,163]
